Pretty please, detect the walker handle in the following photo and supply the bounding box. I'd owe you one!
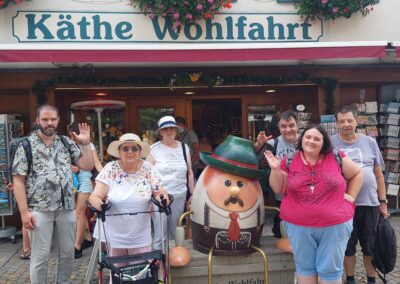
[151,194,174,216]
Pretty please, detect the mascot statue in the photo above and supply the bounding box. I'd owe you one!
[190,135,265,256]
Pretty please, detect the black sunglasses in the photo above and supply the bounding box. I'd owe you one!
[120,146,141,153]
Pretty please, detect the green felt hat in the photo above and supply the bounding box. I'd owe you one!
[200,135,264,179]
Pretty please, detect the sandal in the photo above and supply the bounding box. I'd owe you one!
[20,250,30,260]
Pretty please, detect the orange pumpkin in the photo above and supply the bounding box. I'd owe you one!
[169,246,191,267]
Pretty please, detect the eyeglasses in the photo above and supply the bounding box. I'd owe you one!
[120,146,141,153]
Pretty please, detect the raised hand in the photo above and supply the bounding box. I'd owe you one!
[72,123,91,146]
[264,150,281,170]
[257,131,273,145]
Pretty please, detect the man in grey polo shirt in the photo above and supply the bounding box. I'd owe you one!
[331,105,388,284]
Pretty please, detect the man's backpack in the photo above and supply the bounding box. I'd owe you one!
[8,135,74,181]
[372,215,397,283]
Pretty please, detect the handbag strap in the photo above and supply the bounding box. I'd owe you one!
[181,142,189,185]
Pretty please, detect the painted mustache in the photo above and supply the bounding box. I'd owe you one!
[224,196,244,207]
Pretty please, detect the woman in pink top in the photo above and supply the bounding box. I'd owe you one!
[265,124,363,284]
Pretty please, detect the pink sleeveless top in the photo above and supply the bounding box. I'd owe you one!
[280,151,355,227]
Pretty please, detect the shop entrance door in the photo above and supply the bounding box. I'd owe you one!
[192,98,241,147]
[128,97,187,144]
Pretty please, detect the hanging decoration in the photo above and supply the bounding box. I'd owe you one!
[31,72,338,114]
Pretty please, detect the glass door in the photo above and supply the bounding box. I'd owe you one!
[129,98,187,146]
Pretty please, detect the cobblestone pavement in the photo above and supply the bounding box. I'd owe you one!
[1,215,399,284]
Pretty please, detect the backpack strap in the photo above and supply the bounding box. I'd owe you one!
[59,135,75,165]
[21,138,33,175]
[273,138,279,155]
[285,150,296,170]
[333,149,342,166]
[286,150,342,170]
[332,149,343,175]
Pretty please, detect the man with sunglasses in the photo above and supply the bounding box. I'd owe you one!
[12,105,94,284]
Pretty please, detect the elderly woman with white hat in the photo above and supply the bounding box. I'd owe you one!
[147,116,195,251]
[89,133,168,261]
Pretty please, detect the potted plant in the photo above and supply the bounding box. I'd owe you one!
[0,0,26,8]
[294,0,379,21]
[130,0,235,29]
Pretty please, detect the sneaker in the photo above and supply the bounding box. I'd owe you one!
[74,247,82,259]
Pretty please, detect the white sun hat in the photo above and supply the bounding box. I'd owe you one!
[155,115,183,136]
[107,133,150,159]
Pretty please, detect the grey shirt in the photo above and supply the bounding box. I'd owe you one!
[12,131,82,211]
[180,129,199,165]
[268,135,297,160]
[331,134,384,206]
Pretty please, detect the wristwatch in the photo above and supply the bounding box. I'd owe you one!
[379,199,388,204]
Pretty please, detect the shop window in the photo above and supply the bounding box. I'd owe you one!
[86,108,124,162]
[138,107,174,144]
[192,99,241,147]
[248,105,279,142]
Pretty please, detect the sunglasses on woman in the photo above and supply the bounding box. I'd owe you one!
[120,146,141,153]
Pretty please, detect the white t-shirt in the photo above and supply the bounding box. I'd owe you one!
[150,141,190,195]
[93,160,162,248]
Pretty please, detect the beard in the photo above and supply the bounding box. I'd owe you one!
[39,125,57,137]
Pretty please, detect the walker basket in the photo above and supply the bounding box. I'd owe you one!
[110,261,158,284]
[103,250,162,284]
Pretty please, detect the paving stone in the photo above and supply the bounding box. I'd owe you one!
[1,216,399,283]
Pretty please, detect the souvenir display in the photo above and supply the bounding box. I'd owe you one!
[379,98,400,213]
[0,114,25,241]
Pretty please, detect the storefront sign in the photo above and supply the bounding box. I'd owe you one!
[12,11,322,43]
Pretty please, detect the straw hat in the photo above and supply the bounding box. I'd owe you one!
[107,133,150,159]
[155,116,183,136]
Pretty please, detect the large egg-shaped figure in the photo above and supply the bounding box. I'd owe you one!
[191,135,265,256]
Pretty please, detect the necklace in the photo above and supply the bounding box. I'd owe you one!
[300,152,321,193]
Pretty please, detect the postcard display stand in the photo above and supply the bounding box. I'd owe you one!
[379,102,400,214]
[0,114,23,241]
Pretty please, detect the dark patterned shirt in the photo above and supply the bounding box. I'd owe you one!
[12,131,82,211]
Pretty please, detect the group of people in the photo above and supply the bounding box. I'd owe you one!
[258,107,388,284]
[11,104,389,284]
[11,106,198,283]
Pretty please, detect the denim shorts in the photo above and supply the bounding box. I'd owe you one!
[284,220,353,281]
[77,170,93,193]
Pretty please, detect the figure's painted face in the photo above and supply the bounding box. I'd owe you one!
[203,167,260,212]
